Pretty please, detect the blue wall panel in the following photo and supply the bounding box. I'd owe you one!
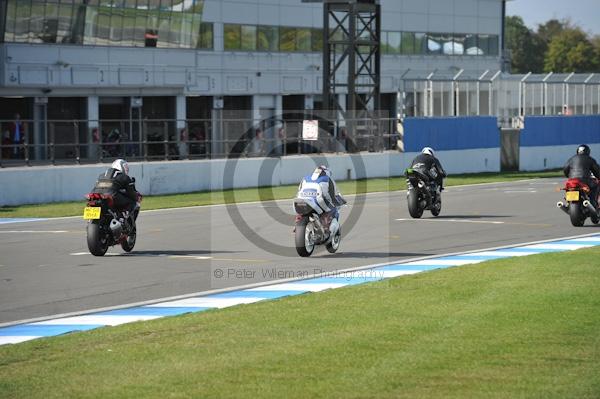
[521,116,600,147]
[404,117,499,152]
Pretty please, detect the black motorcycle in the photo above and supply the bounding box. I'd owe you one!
[83,192,141,256]
[405,168,442,219]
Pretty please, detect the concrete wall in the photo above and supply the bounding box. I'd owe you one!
[520,144,600,172]
[0,149,500,206]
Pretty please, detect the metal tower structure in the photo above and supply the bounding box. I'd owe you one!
[304,0,381,150]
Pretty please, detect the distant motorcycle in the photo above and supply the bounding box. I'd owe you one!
[83,191,142,256]
[557,178,599,226]
[405,168,442,218]
[293,184,342,257]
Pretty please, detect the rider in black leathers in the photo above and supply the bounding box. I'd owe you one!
[410,147,447,191]
[563,144,600,210]
[92,159,140,223]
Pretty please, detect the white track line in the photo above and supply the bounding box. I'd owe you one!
[248,282,348,292]
[0,336,41,345]
[0,230,69,234]
[33,315,161,326]
[396,218,505,225]
[148,297,263,309]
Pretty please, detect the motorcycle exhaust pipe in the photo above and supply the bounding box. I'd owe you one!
[582,200,597,215]
[109,218,123,238]
[556,201,569,214]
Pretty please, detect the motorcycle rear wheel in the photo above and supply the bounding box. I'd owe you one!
[295,217,315,257]
[87,222,109,256]
[569,202,585,227]
[407,190,423,219]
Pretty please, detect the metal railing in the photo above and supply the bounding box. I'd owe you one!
[0,117,400,168]
[401,71,600,127]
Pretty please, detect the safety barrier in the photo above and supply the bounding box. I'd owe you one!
[519,115,600,171]
[403,117,500,152]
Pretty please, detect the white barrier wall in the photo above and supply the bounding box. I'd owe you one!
[519,144,600,171]
[0,149,500,206]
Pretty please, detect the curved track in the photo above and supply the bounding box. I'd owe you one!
[0,178,592,324]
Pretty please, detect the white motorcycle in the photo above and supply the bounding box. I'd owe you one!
[293,182,343,257]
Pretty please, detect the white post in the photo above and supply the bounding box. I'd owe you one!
[175,95,187,158]
[466,81,470,116]
[413,81,417,116]
[440,82,444,117]
[520,72,532,117]
[88,96,99,161]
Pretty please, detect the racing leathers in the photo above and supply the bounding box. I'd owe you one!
[92,168,140,222]
[410,152,447,191]
[563,153,600,208]
[299,171,346,231]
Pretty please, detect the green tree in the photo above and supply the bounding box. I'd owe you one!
[505,16,546,73]
[591,35,600,70]
[537,19,570,44]
[544,28,597,72]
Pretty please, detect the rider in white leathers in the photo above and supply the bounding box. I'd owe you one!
[298,165,346,232]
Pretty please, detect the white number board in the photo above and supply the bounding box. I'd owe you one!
[302,120,319,141]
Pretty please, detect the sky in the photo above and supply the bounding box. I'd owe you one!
[506,0,600,36]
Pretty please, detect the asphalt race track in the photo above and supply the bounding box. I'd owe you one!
[0,178,594,325]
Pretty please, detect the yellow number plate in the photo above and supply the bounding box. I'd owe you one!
[566,191,580,202]
[83,207,101,220]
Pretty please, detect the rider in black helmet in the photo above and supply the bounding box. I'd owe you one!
[563,144,600,211]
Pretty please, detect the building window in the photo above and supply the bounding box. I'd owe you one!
[400,32,415,54]
[382,30,498,57]
[296,28,311,52]
[385,31,401,54]
[224,24,241,50]
[258,25,279,52]
[450,34,466,56]
[241,25,257,51]
[311,28,323,52]
[198,22,213,49]
[279,27,296,52]
[1,0,212,50]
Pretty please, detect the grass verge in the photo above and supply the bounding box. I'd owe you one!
[1,246,599,398]
[0,169,562,218]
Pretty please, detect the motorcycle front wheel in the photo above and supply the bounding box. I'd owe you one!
[295,217,315,257]
[431,195,442,217]
[326,227,341,254]
[121,225,137,253]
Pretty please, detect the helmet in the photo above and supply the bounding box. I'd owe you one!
[312,165,331,179]
[577,144,591,156]
[111,159,129,175]
[422,147,435,157]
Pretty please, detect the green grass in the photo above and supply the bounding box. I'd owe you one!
[1,246,599,398]
[0,170,562,219]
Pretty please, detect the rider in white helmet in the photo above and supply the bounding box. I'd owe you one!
[410,147,447,190]
[93,159,140,222]
[299,165,346,231]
